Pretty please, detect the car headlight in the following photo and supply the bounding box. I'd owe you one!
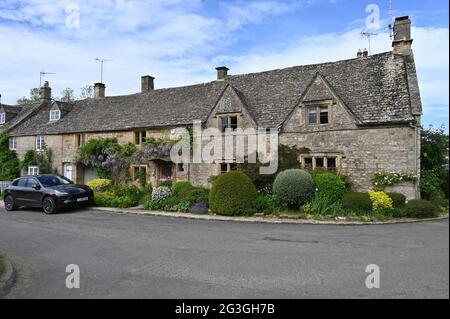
[55,190,69,196]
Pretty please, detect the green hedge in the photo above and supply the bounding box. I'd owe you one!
[342,192,372,212]
[314,172,347,203]
[405,199,439,218]
[273,169,315,208]
[209,171,257,216]
[387,192,406,208]
[172,180,194,197]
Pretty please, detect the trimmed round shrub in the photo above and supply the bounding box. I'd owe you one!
[152,186,172,203]
[87,178,112,192]
[405,199,439,218]
[172,180,194,197]
[314,172,347,203]
[342,192,372,212]
[209,171,257,216]
[387,192,406,208]
[273,169,315,208]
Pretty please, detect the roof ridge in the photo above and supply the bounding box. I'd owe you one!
[226,51,394,79]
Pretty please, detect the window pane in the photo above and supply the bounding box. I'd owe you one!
[220,117,228,133]
[327,157,336,169]
[308,106,317,124]
[320,106,328,124]
[17,178,27,187]
[161,163,172,178]
[141,131,146,143]
[229,163,237,171]
[220,163,228,174]
[304,158,313,169]
[135,132,140,144]
[230,116,238,130]
[316,158,324,168]
[177,163,184,172]
[27,178,39,188]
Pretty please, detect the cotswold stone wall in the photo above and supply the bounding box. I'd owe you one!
[279,125,419,197]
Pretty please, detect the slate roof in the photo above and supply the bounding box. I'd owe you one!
[7,51,421,136]
[226,51,419,127]
[1,104,22,114]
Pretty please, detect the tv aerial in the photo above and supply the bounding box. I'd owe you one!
[95,57,112,83]
[39,71,56,87]
[360,31,378,55]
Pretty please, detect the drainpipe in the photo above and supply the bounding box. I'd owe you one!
[409,121,420,197]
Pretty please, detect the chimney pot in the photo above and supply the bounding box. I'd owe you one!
[392,16,413,55]
[215,66,229,80]
[141,75,155,93]
[40,81,51,103]
[94,82,105,98]
[362,49,368,57]
[357,49,363,58]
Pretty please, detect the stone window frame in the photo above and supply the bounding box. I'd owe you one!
[9,137,17,150]
[76,134,85,148]
[305,101,331,126]
[0,112,5,124]
[300,153,342,171]
[131,165,148,182]
[134,130,147,145]
[219,162,237,174]
[218,114,239,133]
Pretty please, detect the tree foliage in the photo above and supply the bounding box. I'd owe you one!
[17,88,40,105]
[0,134,20,180]
[77,137,140,184]
[420,126,449,199]
[60,88,76,103]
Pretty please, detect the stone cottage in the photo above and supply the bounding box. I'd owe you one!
[2,16,422,199]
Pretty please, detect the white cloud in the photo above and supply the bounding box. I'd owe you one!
[0,0,447,130]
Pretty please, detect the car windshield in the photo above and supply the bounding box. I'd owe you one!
[37,175,73,187]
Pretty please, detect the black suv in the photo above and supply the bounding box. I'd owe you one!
[3,174,94,214]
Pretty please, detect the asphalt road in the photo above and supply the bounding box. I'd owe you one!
[0,206,448,299]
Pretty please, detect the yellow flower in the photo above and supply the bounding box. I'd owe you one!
[368,191,393,210]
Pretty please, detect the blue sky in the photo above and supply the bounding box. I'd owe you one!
[0,0,448,130]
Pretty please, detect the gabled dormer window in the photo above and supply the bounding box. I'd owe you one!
[0,112,5,124]
[49,109,61,121]
[219,115,238,132]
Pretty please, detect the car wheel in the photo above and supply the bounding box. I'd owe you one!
[4,195,17,211]
[42,197,58,215]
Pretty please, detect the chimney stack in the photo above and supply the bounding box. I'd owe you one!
[357,49,363,58]
[362,48,368,57]
[141,75,155,93]
[94,83,105,98]
[40,81,51,103]
[216,66,229,80]
[392,16,413,55]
